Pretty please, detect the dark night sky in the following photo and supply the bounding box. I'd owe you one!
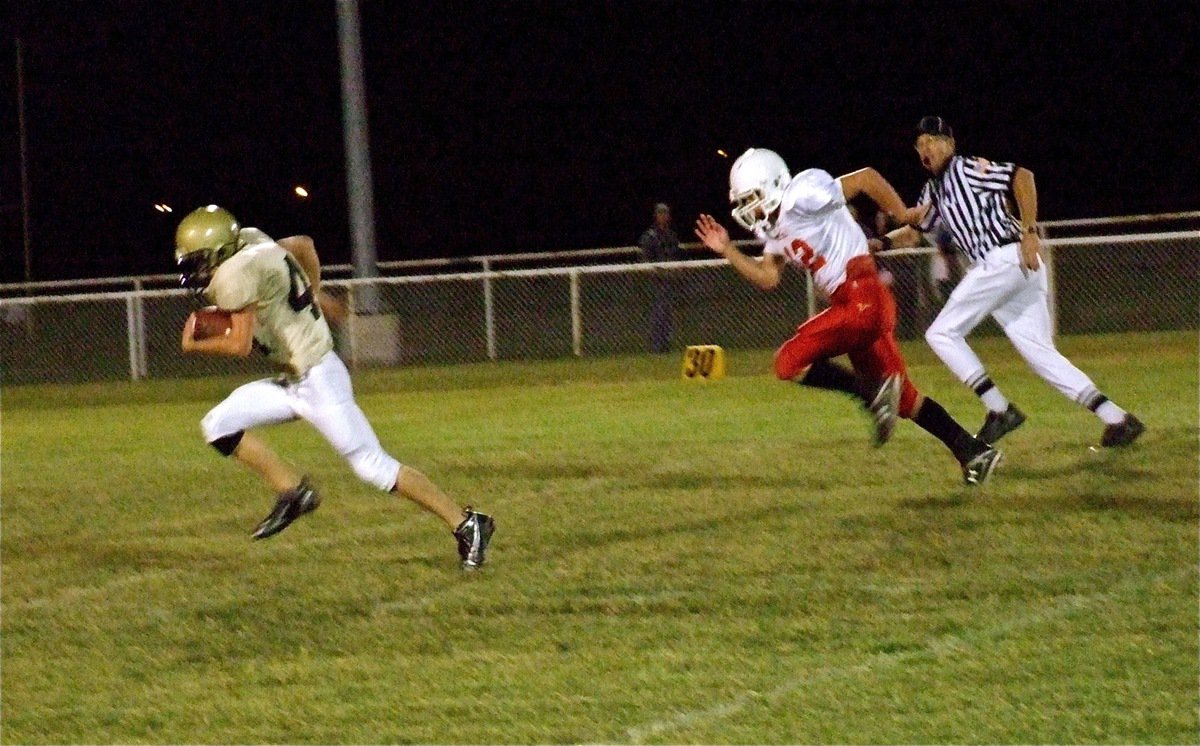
[3,0,1197,281]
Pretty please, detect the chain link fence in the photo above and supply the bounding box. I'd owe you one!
[1,231,1196,386]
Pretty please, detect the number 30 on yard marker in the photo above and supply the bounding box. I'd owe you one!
[681,345,726,381]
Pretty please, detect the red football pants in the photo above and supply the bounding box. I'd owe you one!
[773,256,919,417]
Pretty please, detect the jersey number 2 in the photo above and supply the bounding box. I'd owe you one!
[284,255,322,320]
[788,238,826,273]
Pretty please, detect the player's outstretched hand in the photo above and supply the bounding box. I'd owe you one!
[694,214,732,256]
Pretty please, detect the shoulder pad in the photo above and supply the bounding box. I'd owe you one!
[238,227,276,248]
[781,168,839,214]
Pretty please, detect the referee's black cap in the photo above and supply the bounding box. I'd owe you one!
[916,115,954,139]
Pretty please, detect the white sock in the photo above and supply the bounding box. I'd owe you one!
[980,388,1009,413]
[1095,400,1127,425]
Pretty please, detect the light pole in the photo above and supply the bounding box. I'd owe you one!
[335,0,380,313]
[17,37,32,283]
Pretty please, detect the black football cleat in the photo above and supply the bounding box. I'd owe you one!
[867,374,901,447]
[1101,414,1145,447]
[962,446,1002,486]
[453,507,495,570]
[252,477,321,540]
[977,404,1026,445]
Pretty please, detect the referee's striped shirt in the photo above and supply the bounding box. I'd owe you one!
[916,155,1023,263]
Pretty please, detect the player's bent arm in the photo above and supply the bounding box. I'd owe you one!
[1012,168,1041,271]
[880,225,924,249]
[695,213,783,291]
[838,168,911,223]
[278,235,321,294]
[318,290,349,327]
[726,247,784,290]
[1011,167,1038,228]
[279,234,347,322]
[180,307,256,357]
[757,253,786,290]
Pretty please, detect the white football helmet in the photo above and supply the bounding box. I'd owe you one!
[729,148,791,236]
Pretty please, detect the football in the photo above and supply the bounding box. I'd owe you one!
[192,306,233,341]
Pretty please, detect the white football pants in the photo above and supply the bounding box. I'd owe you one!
[925,242,1099,403]
[201,350,402,491]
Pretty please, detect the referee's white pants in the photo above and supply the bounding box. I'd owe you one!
[925,242,1099,402]
[200,351,402,491]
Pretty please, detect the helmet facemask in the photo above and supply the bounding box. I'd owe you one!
[174,205,241,290]
[176,242,238,290]
[176,250,214,290]
[730,187,784,235]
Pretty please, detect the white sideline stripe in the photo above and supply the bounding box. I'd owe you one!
[624,568,1189,744]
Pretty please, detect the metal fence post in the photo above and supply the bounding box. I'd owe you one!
[134,281,148,379]
[482,259,497,360]
[570,269,582,357]
[125,295,140,381]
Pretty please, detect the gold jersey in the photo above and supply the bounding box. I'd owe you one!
[205,228,333,377]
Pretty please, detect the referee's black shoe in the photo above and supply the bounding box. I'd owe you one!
[252,477,321,540]
[1101,414,1145,447]
[977,404,1026,445]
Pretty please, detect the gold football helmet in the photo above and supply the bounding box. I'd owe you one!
[174,205,242,289]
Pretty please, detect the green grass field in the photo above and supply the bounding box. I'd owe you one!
[3,331,1197,744]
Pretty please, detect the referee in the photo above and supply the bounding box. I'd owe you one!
[880,116,1144,448]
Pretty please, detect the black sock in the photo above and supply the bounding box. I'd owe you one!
[913,397,986,463]
[968,372,995,397]
[800,359,867,404]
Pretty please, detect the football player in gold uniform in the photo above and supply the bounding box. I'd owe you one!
[176,205,494,569]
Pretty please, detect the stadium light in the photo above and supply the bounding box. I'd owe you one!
[294,186,310,199]
[716,149,728,158]
[154,203,173,213]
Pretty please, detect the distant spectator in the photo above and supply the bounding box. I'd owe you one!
[638,202,681,353]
